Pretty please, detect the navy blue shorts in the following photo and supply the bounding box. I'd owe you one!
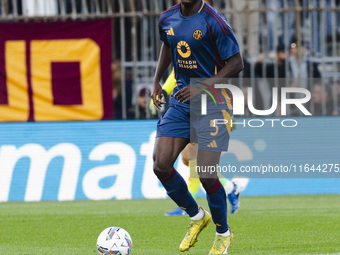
[156,104,231,152]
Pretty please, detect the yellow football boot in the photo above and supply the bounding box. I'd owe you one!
[179,208,212,252]
[208,231,233,255]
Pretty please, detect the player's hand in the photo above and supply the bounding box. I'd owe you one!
[150,89,167,114]
[174,84,202,103]
[149,98,157,115]
[152,81,166,110]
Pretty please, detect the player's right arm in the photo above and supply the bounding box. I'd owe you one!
[152,42,172,110]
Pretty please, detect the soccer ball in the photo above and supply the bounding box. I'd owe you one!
[96,227,132,255]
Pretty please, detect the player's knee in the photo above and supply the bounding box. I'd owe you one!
[153,160,173,179]
[199,177,216,191]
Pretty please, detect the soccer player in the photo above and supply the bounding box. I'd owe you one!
[152,0,243,254]
[151,70,244,217]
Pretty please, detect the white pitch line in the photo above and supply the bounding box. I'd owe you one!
[316,253,340,255]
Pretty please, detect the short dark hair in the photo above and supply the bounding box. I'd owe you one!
[290,36,304,47]
[276,43,285,52]
[139,87,151,97]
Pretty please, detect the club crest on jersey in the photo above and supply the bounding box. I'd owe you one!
[177,41,191,58]
[193,29,203,40]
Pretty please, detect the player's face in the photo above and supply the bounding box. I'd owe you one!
[181,0,201,6]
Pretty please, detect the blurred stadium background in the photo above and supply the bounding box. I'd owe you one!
[0,1,339,254]
[0,0,339,205]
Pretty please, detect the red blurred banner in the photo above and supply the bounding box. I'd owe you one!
[0,19,113,121]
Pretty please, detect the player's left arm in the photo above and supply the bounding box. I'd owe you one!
[211,52,243,80]
[204,52,243,85]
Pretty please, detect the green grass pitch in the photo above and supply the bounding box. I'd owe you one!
[0,195,339,255]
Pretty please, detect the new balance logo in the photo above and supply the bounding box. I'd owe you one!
[207,140,217,148]
[167,27,175,36]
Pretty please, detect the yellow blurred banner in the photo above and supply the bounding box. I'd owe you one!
[0,19,113,122]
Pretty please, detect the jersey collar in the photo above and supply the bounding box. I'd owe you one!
[179,0,204,20]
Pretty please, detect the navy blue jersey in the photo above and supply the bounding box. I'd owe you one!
[159,1,240,101]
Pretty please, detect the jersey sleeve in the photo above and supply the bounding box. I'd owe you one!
[159,17,169,46]
[211,16,240,61]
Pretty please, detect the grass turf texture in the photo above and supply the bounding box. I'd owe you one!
[0,195,339,255]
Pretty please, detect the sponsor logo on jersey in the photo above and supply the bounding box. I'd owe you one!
[177,41,191,58]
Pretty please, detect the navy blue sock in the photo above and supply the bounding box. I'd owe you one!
[160,169,199,217]
[205,179,229,233]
